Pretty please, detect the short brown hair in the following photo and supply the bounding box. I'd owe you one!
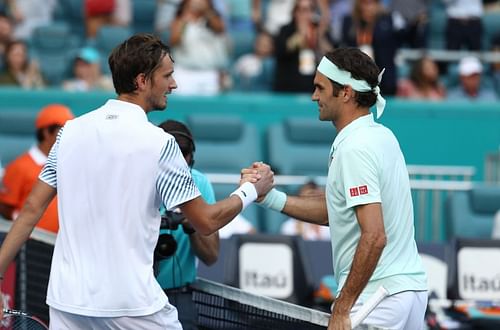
[108,34,171,95]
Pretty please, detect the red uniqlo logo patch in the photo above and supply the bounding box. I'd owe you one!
[359,185,368,195]
[350,187,359,197]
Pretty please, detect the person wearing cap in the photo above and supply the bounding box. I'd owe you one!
[447,56,498,101]
[62,46,113,92]
[242,47,427,329]
[0,104,74,233]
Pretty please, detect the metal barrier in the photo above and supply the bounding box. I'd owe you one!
[207,165,476,242]
[485,152,500,183]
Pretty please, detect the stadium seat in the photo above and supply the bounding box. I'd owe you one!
[55,0,86,41]
[428,7,447,50]
[263,118,336,232]
[0,111,36,164]
[445,185,500,239]
[228,29,256,64]
[131,0,156,34]
[94,25,133,74]
[482,13,500,50]
[186,115,262,230]
[30,23,77,86]
[267,117,336,176]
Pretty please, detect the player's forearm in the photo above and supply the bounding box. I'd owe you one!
[0,201,44,275]
[282,194,329,225]
[190,232,219,265]
[334,231,386,313]
[181,195,249,235]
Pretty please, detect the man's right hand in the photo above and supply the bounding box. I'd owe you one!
[240,162,274,201]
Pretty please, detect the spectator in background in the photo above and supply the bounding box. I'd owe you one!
[447,56,498,101]
[0,104,74,233]
[252,0,330,37]
[84,0,131,38]
[169,0,229,95]
[280,181,330,241]
[232,30,275,91]
[443,0,483,51]
[6,0,56,40]
[397,56,446,100]
[156,119,219,330]
[341,0,405,96]
[62,47,113,92]
[0,13,13,63]
[0,40,44,88]
[388,0,428,48]
[273,0,334,93]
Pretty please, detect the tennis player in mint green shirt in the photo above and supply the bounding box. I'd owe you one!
[243,48,427,330]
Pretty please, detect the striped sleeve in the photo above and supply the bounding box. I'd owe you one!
[156,138,200,210]
[39,127,64,188]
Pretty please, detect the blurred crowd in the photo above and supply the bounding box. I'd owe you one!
[0,0,499,99]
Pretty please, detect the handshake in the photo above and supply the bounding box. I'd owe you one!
[239,161,274,201]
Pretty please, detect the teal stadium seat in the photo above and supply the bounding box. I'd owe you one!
[55,0,85,42]
[95,25,133,74]
[264,118,336,233]
[267,117,336,176]
[186,115,262,230]
[228,29,256,63]
[482,13,500,50]
[31,23,77,86]
[446,185,500,239]
[428,7,446,50]
[131,0,156,34]
[0,111,36,164]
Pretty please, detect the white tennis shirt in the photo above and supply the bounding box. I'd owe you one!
[326,114,427,301]
[40,99,200,317]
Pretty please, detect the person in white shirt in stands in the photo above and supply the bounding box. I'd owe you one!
[0,33,273,329]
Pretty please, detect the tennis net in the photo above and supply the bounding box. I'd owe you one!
[192,277,329,330]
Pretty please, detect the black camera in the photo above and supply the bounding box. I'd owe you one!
[154,211,186,261]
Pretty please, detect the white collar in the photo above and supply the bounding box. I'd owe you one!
[333,113,375,151]
[103,99,149,123]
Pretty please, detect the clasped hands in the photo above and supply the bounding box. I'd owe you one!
[240,162,274,201]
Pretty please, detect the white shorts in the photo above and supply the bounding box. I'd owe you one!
[349,290,427,330]
[49,304,182,330]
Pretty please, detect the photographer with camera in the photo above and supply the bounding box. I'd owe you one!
[155,119,219,330]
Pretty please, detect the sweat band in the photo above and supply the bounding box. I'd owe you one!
[257,188,287,212]
[317,56,386,119]
[231,182,258,210]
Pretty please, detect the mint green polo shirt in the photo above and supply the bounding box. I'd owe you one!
[326,114,427,302]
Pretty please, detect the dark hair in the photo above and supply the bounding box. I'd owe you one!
[5,40,28,71]
[158,120,196,167]
[35,124,62,143]
[409,56,438,89]
[108,34,171,95]
[324,48,379,108]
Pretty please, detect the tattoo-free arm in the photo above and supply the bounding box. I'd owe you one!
[329,202,386,329]
[0,180,56,275]
[188,230,219,265]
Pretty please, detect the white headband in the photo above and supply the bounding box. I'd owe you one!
[317,56,386,119]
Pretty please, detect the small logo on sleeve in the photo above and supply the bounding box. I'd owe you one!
[359,185,368,195]
[350,185,368,197]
